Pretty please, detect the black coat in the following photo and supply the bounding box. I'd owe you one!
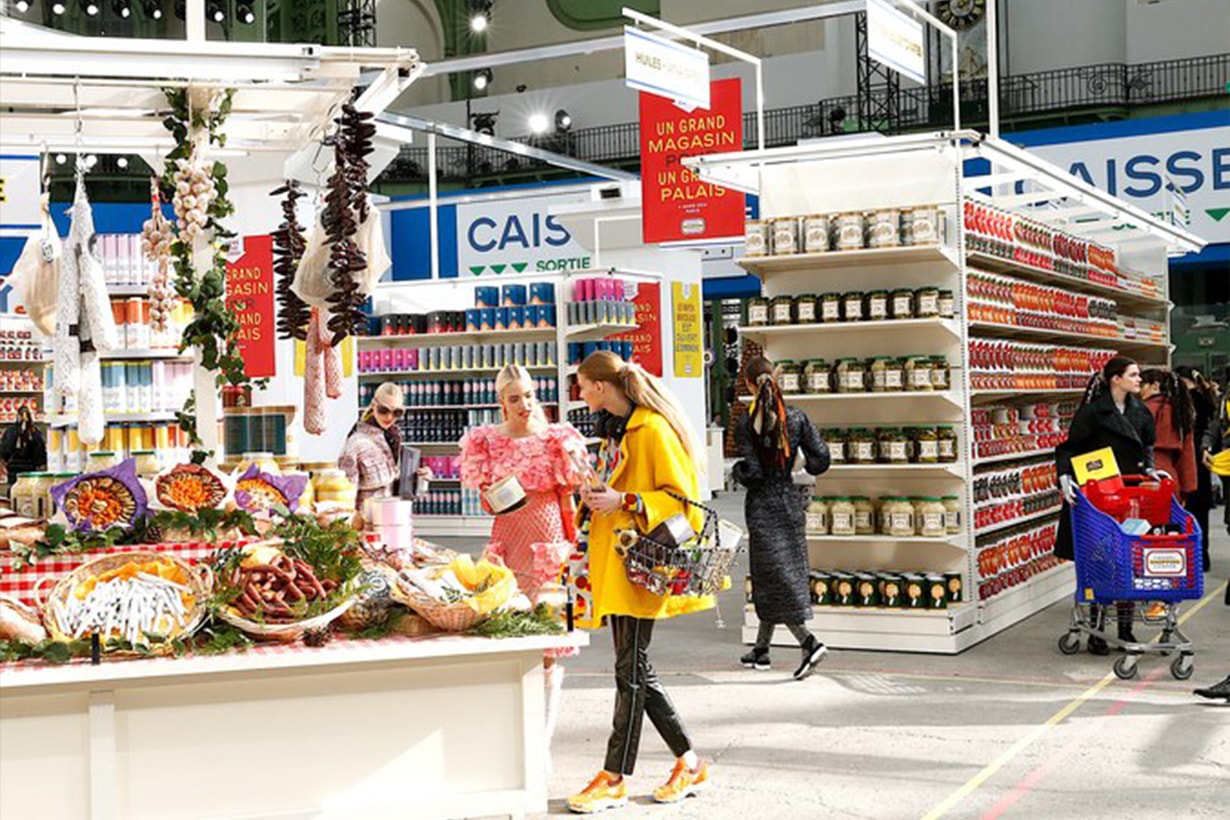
[1052,391,1156,560]
[0,422,47,479]
[732,406,830,624]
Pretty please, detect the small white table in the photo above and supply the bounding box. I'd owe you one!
[0,632,587,820]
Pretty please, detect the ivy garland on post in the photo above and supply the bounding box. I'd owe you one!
[158,87,267,453]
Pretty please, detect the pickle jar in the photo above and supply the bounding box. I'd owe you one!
[929,356,951,391]
[823,429,847,463]
[795,293,819,325]
[881,497,915,537]
[938,289,955,319]
[829,497,857,536]
[869,357,896,393]
[916,497,948,537]
[746,297,770,327]
[820,292,843,323]
[941,495,962,534]
[776,359,802,394]
[914,286,941,318]
[770,295,795,326]
[804,359,832,394]
[852,496,876,535]
[937,426,959,463]
[841,358,869,393]
[848,428,877,464]
[878,428,910,464]
[904,355,934,392]
[842,291,865,322]
[890,288,915,319]
[806,497,829,536]
[914,427,940,464]
[866,289,889,321]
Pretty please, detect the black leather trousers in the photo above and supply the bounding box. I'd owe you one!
[603,615,692,775]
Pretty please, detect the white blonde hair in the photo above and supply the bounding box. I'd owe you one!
[496,364,547,426]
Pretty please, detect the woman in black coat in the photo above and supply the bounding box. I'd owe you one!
[1054,356,1156,654]
[732,355,830,681]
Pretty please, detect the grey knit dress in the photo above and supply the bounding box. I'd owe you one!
[732,406,830,624]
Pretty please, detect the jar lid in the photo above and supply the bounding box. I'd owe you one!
[942,495,959,500]
[131,450,155,455]
[852,495,871,501]
[811,496,825,503]
[89,451,116,458]
[921,496,942,502]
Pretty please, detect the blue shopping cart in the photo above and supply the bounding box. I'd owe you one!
[1057,475,1203,680]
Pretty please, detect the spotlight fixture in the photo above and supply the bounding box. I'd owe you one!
[82,0,101,15]
[554,109,572,133]
[112,0,132,18]
[468,0,493,33]
[473,68,493,91]
[14,0,31,13]
[55,153,68,165]
[470,111,498,137]
[85,155,99,169]
[236,1,255,24]
[207,1,224,23]
[51,2,67,14]
[116,156,129,169]
[143,0,162,18]
[527,113,550,135]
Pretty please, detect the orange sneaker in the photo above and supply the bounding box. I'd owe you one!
[653,758,710,804]
[567,771,628,814]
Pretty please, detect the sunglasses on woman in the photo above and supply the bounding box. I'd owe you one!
[374,402,405,419]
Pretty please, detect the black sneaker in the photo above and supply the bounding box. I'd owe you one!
[740,648,770,671]
[1193,675,1230,702]
[1087,636,1110,656]
[793,637,828,681]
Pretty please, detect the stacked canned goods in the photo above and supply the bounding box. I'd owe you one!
[744,206,946,257]
[804,568,963,608]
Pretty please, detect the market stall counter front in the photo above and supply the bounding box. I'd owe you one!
[0,632,586,820]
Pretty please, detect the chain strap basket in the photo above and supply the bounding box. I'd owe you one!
[614,492,744,597]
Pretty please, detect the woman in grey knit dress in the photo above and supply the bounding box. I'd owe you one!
[732,355,831,680]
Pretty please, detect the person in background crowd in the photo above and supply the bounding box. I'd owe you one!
[1055,356,1156,655]
[458,364,588,766]
[1199,372,1230,536]
[1176,365,1218,571]
[732,355,831,680]
[338,381,430,510]
[566,351,712,813]
[1140,369,1197,502]
[0,406,47,494]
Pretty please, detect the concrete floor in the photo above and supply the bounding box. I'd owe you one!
[527,491,1230,819]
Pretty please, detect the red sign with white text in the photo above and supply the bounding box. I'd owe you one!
[225,234,276,379]
[615,281,662,377]
[640,78,745,244]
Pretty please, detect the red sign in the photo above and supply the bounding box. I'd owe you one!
[225,234,276,379]
[639,78,745,244]
[615,281,662,377]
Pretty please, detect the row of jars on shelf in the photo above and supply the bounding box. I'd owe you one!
[963,200,1119,280]
[973,460,1058,505]
[777,355,952,395]
[974,489,1063,531]
[745,206,946,257]
[824,425,959,465]
[0,330,43,362]
[977,520,1058,583]
[967,267,1119,329]
[746,286,954,327]
[968,340,1116,391]
[971,401,1076,459]
[806,495,961,539]
[0,368,43,392]
[979,554,1063,601]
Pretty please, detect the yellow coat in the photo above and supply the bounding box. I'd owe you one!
[577,406,715,628]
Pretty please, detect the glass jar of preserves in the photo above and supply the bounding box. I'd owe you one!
[835,358,867,393]
[914,286,941,318]
[938,289,955,318]
[10,473,38,518]
[806,497,828,536]
[929,356,951,391]
[937,426,959,463]
[804,359,832,394]
[848,428,877,464]
[866,289,889,321]
[795,293,819,324]
[877,428,910,464]
[941,495,962,534]
[842,291,864,322]
[88,451,119,472]
[803,215,831,253]
[820,292,843,323]
[770,295,795,325]
[868,209,900,248]
[916,497,947,537]
[829,497,857,536]
[903,356,933,392]
[868,357,899,393]
[744,220,769,257]
[772,217,800,255]
[746,297,770,327]
[834,212,865,251]
[823,429,847,463]
[131,450,159,477]
[881,497,915,537]
[914,427,940,463]
[852,496,876,534]
[776,360,802,394]
[890,288,915,319]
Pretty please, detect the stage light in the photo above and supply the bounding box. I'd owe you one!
[82,0,101,16]
[55,153,68,165]
[527,113,549,135]
[112,0,132,18]
[143,1,162,19]
[470,111,497,137]
[554,109,572,132]
[468,0,492,33]
[116,156,129,169]
[207,1,224,23]
[14,1,31,13]
[473,68,493,91]
[237,1,255,24]
[51,3,68,15]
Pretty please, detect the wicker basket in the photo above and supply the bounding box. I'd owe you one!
[216,596,357,643]
[397,586,487,632]
[35,551,212,653]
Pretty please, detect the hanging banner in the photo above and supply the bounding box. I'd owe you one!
[614,281,662,377]
[225,234,277,379]
[867,0,926,85]
[671,281,702,378]
[640,78,745,244]
[623,26,710,110]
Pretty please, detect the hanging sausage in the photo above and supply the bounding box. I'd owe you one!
[272,180,311,341]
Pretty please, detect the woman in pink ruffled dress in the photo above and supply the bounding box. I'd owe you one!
[459,364,587,758]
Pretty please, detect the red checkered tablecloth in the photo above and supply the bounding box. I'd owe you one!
[0,540,252,609]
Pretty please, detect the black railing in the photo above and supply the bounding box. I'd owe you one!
[377,53,1228,186]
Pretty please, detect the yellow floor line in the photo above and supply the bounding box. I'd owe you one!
[920,581,1227,820]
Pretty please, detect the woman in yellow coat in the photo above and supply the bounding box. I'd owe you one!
[566,351,712,813]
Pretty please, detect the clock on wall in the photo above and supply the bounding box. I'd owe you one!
[936,0,987,31]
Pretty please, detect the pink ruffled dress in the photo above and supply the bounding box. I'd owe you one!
[459,423,588,604]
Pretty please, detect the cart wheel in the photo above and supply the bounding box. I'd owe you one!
[1058,632,1081,655]
[1113,655,1138,680]
[1170,655,1194,681]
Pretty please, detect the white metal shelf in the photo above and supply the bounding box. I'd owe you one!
[968,321,1169,353]
[966,252,1168,312]
[49,411,178,427]
[970,388,1086,403]
[740,390,963,410]
[100,348,190,361]
[806,534,964,547]
[738,317,960,342]
[0,389,45,395]
[565,322,638,343]
[358,364,558,381]
[972,447,1054,467]
[974,506,1062,538]
[413,516,493,538]
[821,463,965,478]
[107,284,156,297]
[357,327,557,349]
[739,245,958,277]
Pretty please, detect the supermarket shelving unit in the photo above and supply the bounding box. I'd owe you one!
[0,314,48,427]
[687,130,1205,654]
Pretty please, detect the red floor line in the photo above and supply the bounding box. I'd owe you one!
[978,666,1166,820]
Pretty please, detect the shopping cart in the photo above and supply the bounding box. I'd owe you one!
[614,492,744,599]
[1057,475,1203,680]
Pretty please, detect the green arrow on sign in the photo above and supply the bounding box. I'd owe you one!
[1206,208,1230,223]
[490,264,507,274]
[511,262,528,273]
[469,266,486,275]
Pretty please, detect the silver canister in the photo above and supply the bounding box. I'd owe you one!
[772,217,801,255]
[869,209,901,248]
[835,212,865,251]
[744,220,769,257]
[909,206,941,245]
[803,214,831,253]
